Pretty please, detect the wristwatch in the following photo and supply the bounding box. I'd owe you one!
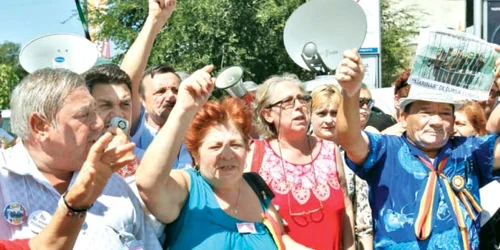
[58,192,92,218]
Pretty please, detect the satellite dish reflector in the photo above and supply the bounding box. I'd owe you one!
[284,0,367,71]
[19,34,98,74]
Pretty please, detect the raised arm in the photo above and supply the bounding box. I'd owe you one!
[335,49,370,165]
[120,0,176,134]
[136,65,214,224]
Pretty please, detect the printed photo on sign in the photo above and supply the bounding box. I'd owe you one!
[409,27,500,100]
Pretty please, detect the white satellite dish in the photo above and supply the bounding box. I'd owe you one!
[19,34,98,74]
[284,0,367,72]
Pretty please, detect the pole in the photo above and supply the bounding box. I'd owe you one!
[474,0,482,38]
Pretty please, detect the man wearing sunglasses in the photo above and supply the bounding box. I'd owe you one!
[335,48,500,249]
[358,85,375,130]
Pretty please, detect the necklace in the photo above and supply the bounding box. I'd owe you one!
[230,180,242,215]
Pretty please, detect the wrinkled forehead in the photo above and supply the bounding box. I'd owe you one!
[201,123,244,143]
[272,81,303,99]
[408,100,454,113]
[147,72,180,88]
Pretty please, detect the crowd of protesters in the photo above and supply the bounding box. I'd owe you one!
[1,0,500,249]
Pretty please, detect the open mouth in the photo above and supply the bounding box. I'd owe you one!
[292,115,306,121]
[216,165,237,170]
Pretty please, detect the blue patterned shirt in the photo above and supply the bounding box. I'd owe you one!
[344,132,499,249]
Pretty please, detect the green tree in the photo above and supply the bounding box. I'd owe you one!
[90,0,313,85]
[0,64,19,109]
[0,42,28,81]
[91,0,419,88]
[0,42,26,109]
[380,0,420,86]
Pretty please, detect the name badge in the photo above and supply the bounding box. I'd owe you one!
[236,222,257,234]
[28,210,52,234]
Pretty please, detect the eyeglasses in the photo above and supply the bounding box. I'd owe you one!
[288,193,324,227]
[359,98,374,108]
[268,95,311,109]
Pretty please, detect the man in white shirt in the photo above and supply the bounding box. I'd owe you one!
[0,68,161,249]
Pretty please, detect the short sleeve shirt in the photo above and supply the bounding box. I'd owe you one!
[0,142,162,250]
[344,132,499,249]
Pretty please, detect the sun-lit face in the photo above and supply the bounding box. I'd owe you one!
[91,83,132,133]
[44,87,104,171]
[311,103,338,141]
[454,110,476,136]
[359,88,373,128]
[402,101,454,153]
[141,72,180,127]
[196,123,248,185]
[265,81,310,136]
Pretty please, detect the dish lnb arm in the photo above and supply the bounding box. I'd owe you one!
[301,42,331,75]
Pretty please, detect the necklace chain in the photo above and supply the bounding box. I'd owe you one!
[230,180,242,215]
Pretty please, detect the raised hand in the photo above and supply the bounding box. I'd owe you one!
[149,0,177,28]
[336,49,365,96]
[175,65,215,113]
[64,127,136,210]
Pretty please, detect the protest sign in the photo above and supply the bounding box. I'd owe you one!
[410,27,499,100]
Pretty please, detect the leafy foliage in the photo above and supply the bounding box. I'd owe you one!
[90,0,313,86]
[91,0,420,88]
[0,64,20,109]
[0,42,26,109]
[380,0,421,86]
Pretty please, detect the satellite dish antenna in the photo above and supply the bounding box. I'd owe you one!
[284,0,367,72]
[215,66,253,104]
[19,33,98,74]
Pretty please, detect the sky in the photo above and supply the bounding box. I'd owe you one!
[0,0,85,46]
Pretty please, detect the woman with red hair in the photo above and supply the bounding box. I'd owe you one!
[136,66,309,250]
[454,101,487,136]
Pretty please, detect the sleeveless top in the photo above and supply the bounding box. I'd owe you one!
[257,139,345,250]
[164,168,278,250]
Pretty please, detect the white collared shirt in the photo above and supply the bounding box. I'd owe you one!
[0,142,161,250]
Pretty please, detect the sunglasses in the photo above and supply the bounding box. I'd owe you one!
[359,98,374,108]
[268,95,312,109]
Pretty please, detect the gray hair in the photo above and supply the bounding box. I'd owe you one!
[252,73,305,139]
[11,68,86,140]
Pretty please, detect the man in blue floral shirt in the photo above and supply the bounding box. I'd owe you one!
[334,49,500,249]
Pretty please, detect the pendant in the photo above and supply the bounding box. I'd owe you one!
[230,208,238,214]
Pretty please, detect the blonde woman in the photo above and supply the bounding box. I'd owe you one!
[310,84,373,250]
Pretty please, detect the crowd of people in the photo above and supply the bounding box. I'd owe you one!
[0,0,500,249]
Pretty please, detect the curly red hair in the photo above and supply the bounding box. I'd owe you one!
[185,97,253,163]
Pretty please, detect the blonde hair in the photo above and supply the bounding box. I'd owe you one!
[252,73,305,139]
[311,84,341,111]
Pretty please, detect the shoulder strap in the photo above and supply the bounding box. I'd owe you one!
[243,172,275,205]
[250,139,265,173]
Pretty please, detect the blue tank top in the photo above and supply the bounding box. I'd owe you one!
[164,168,278,250]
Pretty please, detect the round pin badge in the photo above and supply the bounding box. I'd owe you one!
[452,175,465,191]
[3,202,28,226]
[28,210,52,234]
